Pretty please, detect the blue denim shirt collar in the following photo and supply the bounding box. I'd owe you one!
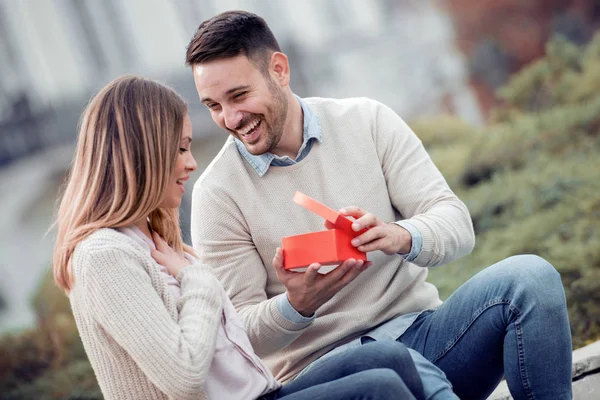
[235,95,322,177]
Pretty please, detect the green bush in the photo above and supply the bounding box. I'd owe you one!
[413,34,600,348]
[0,271,101,399]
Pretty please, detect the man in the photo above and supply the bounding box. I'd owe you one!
[187,10,572,400]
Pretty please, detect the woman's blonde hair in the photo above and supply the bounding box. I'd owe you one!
[53,75,192,293]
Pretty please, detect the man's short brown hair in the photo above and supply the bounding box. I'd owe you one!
[185,10,281,75]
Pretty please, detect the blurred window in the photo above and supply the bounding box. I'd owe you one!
[69,0,107,74]
[102,0,133,68]
[174,1,213,36]
[0,5,18,113]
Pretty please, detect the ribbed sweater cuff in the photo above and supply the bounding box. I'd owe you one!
[393,221,423,261]
[399,217,436,266]
[276,293,315,324]
[269,296,313,332]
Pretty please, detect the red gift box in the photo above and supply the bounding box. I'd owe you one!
[282,192,368,270]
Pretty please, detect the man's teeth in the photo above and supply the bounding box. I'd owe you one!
[240,119,260,136]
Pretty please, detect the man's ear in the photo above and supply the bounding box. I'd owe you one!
[270,52,290,86]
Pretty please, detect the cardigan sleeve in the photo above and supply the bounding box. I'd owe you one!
[77,247,222,400]
[371,100,475,267]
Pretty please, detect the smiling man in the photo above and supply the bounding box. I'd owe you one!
[187,10,572,400]
[195,53,293,158]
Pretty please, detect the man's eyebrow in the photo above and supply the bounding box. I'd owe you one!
[225,85,250,95]
[201,85,250,103]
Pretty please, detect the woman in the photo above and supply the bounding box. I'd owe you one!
[52,75,426,400]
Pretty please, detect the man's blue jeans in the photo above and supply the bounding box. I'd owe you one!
[400,255,573,399]
[264,341,426,400]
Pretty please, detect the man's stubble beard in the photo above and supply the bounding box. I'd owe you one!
[263,78,289,154]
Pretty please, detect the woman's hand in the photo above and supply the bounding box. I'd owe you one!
[150,231,190,277]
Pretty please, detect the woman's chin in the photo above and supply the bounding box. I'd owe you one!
[159,197,182,209]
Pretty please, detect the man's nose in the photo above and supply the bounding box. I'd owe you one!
[223,106,243,130]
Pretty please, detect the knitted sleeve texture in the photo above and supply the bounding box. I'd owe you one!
[76,246,222,399]
[371,100,475,267]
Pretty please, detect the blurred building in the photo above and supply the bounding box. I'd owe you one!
[0,0,482,166]
[0,0,481,333]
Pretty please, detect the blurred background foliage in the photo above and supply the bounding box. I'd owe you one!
[0,271,100,399]
[1,32,599,400]
[417,33,600,348]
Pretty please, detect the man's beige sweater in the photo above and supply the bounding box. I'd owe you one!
[191,97,475,383]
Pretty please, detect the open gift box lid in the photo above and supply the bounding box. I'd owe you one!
[292,191,366,237]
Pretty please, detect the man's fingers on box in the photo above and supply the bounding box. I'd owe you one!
[353,213,380,232]
[339,206,364,218]
[360,226,386,244]
[273,247,284,266]
[303,263,321,284]
[324,259,357,281]
[337,258,357,273]
[359,237,387,253]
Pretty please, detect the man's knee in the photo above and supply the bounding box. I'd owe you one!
[504,254,566,306]
[510,254,559,277]
[500,254,560,285]
[520,254,560,281]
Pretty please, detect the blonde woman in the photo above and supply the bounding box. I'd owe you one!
[52,75,428,400]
